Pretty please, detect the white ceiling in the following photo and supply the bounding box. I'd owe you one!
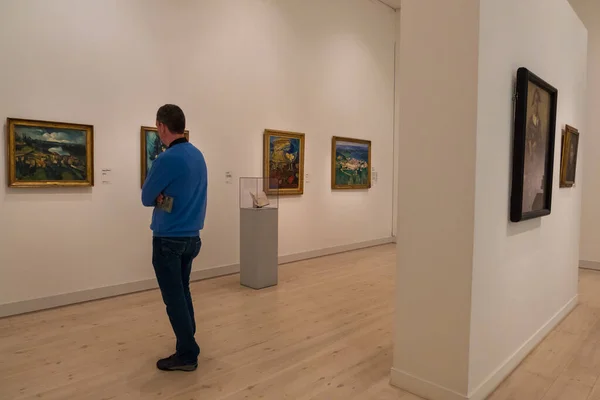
[378,0,401,9]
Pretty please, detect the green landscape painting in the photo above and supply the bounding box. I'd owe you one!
[8,118,94,187]
[331,136,371,190]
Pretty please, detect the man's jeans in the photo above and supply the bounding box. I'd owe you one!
[152,236,202,363]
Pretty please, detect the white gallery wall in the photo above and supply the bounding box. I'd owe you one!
[393,0,587,399]
[568,0,600,267]
[470,0,587,394]
[0,0,396,313]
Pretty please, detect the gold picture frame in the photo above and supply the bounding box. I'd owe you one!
[559,124,579,188]
[263,129,305,195]
[331,136,371,190]
[140,126,189,187]
[7,118,94,188]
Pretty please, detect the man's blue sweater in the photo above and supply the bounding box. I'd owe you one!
[141,139,208,237]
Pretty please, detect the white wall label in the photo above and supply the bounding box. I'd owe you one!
[225,171,233,184]
[101,168,112,184]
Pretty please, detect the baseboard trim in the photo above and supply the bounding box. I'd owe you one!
[279,236,396,264]
[390,368,468,400]
[389,295,578,400]
[0,237,395,318]
[467,294,578,400]
[580,260,600,271]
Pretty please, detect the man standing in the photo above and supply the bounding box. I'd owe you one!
[142,104,208,372]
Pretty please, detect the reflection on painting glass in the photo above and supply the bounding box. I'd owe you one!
[14,125,88,182]
[522,82,550,213]
[566,134,578,181]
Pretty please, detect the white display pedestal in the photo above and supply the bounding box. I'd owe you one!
[239,207,278,289]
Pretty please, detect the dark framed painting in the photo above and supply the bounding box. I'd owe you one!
[509,67,558,222]
[331,136,371,190]
[559,124,579,188]
[7,118,94,188]
[140,126,189,187]
[263,129,305,195]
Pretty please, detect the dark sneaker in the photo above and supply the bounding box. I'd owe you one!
[156,354,198,372]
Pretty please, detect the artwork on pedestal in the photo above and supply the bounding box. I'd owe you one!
[559,124,579,188]
[140,126,189,187]
[509,67,558,222]
[6,118,94,187]
[263,129,305,195]
[331,136,371,190]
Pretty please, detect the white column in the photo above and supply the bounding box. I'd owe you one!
[391,0,481,398]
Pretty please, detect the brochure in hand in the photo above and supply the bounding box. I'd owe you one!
[156,195,174,213]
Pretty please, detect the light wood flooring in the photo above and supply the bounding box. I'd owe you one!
[1,244,600,400]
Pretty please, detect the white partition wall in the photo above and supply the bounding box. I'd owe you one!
[392,0,588,399]
[569,0,600,269]
[0,0,397,316]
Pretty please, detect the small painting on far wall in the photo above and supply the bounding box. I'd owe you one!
[140,126,189,187]
[509,67,558,223]
[7,118,94,187]
[263,129,305,196]
[331,136,371,190]
[560,124,580,188]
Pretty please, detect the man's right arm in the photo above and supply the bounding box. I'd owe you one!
[141,156,174,207]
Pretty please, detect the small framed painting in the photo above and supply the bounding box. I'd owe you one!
[263,129,305,195]
[7,118,94,187]
[331,136,371,190]
[559,124,579,188]
[509,67,558,222]
[140,126,189,187]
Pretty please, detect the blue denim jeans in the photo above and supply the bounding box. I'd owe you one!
[152,236,202,363]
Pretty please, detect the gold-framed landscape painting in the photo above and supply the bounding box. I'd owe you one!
[560,124,580,188]
[140,126,189,187]
[263,129,305,195]
[331,136,371,190]
[7,118,94,188]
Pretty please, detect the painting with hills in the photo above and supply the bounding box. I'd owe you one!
[331,136,371,190]
[7,118,94,187]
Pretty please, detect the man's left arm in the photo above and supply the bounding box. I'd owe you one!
[141,157,175,207]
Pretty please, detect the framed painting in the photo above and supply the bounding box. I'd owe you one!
[263,129,305,195]
[559,124,579,188]
[509,67,558,222]
[140,126,189,187]
[7,118,94,188]
[331,136,371,190]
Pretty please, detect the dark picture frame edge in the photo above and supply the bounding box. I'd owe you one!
[509,67,558,223]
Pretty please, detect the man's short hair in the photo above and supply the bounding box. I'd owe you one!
[156,104,186,134]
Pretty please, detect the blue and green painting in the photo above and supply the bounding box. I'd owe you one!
[144,129,166,174]
[333,139,370,188]
[142,127,189,185]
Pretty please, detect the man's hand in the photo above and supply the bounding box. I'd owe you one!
[156,193,165,206]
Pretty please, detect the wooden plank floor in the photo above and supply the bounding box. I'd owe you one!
[0,244,599,400]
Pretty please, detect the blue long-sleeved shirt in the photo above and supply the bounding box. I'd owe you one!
[141,139,208,237]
